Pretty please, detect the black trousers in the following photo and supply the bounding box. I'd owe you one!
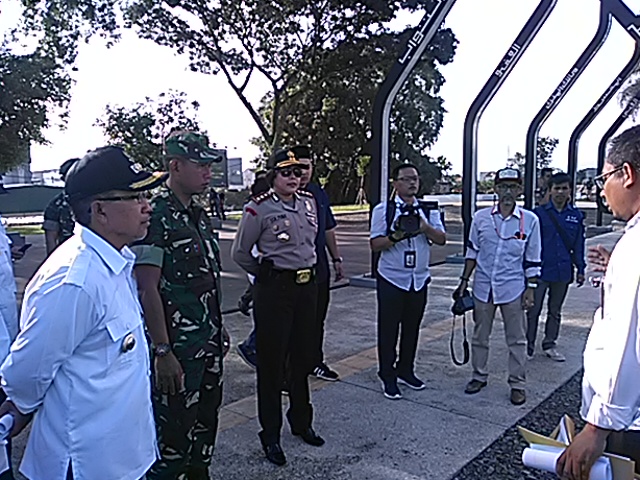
[376,276,428,382]
[526,280,569,353]
[311,279,331,368]
[254,274,318,443]
[608,430,640,474]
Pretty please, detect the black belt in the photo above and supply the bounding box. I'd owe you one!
[271,267,316,285]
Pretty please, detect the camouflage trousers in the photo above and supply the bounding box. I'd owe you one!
[148,356,223,480]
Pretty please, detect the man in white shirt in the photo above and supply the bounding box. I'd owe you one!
[454,168,541,406]
[557,125,640,479]
[0,146,166,480]
[370,163,446,400]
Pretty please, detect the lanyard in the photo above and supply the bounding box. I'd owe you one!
[491,209,526,241]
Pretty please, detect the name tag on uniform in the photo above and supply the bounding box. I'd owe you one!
[404,251,416,268]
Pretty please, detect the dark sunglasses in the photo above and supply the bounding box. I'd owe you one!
[278,167,303,178]
[95,192,151,203]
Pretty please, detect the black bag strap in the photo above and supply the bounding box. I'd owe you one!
[450,313,469,366]
[543,207,579,268]
[385,200,397,236]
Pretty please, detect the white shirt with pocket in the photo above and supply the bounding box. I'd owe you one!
[1,226,158,480]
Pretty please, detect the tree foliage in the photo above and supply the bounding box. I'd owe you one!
[507,136,559,177]
[94,90,205,171]
[19,0,458,201]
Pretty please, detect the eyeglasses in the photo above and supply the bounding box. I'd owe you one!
[593,164,625,190]
[278,167,303,178]
[95,192,151,203]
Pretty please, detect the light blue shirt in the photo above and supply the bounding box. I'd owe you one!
[1,226,158,480]
[0,215,17,367]
[370,196,445,291]
[466,205,541,304]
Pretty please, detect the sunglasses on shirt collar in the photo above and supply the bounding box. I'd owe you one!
[277,167,303,178]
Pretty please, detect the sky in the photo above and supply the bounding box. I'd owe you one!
[2,0,640,175]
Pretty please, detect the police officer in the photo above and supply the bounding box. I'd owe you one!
[232,149,324,466]
[43,158,79,255]
[132,131,224,480]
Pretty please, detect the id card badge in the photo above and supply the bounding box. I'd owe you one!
[404,250,416,268]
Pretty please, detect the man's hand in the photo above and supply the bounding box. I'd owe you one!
[453,279,468,300]
[522,288,535,310]
[575,274,585,287]
[154,352,185,396]
[587,245,611,273]
[333,261,345,282]
[0,400,32,437]
[10,246,24,261]
[556,424,609,480]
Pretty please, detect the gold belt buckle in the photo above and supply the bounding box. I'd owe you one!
[295,268,312,284]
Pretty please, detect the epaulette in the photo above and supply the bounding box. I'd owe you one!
[252,191,273,205]
[297,190,314,198]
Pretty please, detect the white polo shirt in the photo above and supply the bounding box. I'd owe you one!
[1,226,158,480]
[581,211,640,431]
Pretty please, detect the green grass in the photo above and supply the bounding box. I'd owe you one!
[7,226,44,236]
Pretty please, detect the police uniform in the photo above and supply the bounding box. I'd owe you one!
[231,150,322,465]
[131,132,224,480]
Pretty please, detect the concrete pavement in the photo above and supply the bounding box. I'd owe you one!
[6,217,620,479]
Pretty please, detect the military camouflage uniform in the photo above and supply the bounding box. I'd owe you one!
[132,186,223,480]
[43,192,75,245]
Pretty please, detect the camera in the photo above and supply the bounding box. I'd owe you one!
[451,289,474,316]
[395,200,439,235]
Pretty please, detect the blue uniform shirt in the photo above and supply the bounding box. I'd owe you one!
[534,202,586,283]
[305,182,337,283]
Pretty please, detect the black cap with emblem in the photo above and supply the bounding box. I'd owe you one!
[65,146,168,203]
[269,148,310,170]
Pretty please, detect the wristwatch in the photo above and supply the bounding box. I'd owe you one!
[332,257,343,263]
[154,342,172,357]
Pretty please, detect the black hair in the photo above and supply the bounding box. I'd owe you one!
[548,172,572,188]
[251,177,270,196]
[391,163,419,180]
[540,167,554,176]
[607,125,640,171]
[69,196,93,227]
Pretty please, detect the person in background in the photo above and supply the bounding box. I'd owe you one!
[526,172,585,362]
[0,146,162,480]
[43,158,80,255]
[454,168,541,406]
[557,125,640,478]
[535,167,553,206]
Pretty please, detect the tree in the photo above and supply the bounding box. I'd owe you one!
[619,66,640,117]
[94,90,205,170]
[507,136,559,176]
[0,44,71,173]
[20,1,455,150]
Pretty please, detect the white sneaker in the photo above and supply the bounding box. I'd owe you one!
[544,348,566,362]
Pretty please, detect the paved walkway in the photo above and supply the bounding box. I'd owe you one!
[7,227,621,480]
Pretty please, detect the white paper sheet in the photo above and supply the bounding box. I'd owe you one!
[522,445,612,480]
[0,415,14,475]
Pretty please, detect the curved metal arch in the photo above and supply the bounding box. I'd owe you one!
[567,43,640,184]
[524,2,612,209]
[461,0,558,249]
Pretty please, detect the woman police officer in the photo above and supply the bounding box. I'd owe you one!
[231,149,324,466]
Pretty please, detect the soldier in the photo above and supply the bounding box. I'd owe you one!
[232,149,324,467]
[43,158,79,255]
[132,131,224,480]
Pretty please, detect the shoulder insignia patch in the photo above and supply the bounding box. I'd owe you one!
[298,190,314,198]
[252,191,271,205]
[245,207,258,217]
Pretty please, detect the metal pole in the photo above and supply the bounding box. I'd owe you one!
[524,2,612,209]
[461,0,558,250]
[369,0,457,275]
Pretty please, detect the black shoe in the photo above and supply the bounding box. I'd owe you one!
[236,343,257,369]
[186,465,210,480]
[259,436,286,466]
[397,373,426,390]
[510,388,526,406]
[464,379,487,395]
[292,427,325,447]
[312,363,339,381]
[381,379,402,400]
[237,297,252,316]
